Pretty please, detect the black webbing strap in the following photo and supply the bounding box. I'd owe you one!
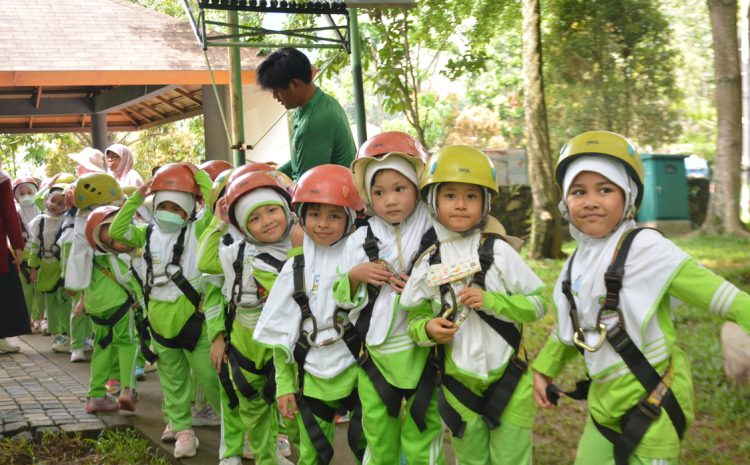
[226,343,276,405]
[409,351,440,432]
[37,216,68,261]
[128,265,158,363]
[408,227,438,274]
[149,311,206,352]
[296,395,335,465]
[254,252,286,273]
[431,234,527,436]
[218,361,239,409]
[88,296,134,349]
[546,379,591,406]
[558,228,686,465]
[168,226,201,310]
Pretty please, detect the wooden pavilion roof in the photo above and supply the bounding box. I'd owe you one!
[0,0,262,133]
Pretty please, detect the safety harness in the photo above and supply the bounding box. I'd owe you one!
[425,230,528,438]
[546,228,686,465]
[220,241,284,409]
[290,253,365,465]
[142,223,204,353]
[84,260,136,350]
[127,264,158,364]
[34,217,72,292]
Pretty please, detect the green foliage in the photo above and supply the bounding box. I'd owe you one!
[130,118,205,180]
[88,428,171,465]
[544,0,683,150]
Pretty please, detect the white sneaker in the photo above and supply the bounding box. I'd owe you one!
[277,452,295,465]
[0,338,20,353]
[277,433,292,457]
[174,429,199,458]
[52,335,70,353]
[70,348,87,363]
[218,456,242,465]
[83,337,94,352]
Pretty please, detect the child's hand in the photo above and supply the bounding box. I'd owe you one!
[29,268,37,284]
[210,334,228,372]
[349,262,393,288]
[277,394,298,419]
[425,317,458,344]
[13,249,23,268]
[136,178,152,198]
[459,287,484,309]
[533,370,555,409]
[389,273,409,294]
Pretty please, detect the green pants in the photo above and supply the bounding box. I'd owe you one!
[43,288,71,336]
[358,370,446,465]
[19,265,42,321]
[70,307,92,351]
[574,418,679,465]
[297,396,364,465]
[88,305,138,398]
[445,384,532,465]
[219,379,245,460]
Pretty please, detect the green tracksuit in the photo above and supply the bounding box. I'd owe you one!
[84,254,143,398]
[533,259,750,464]
[109,173,222,434]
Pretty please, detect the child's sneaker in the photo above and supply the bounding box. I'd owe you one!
[0,338,20,353]
[51,335,70,353]
[173,429,199,458]
[191,405,220,426]
[218,457,242,465]
[334,411,350,424]
[84,397,119,413]
[135,365,146,381]
[83,337,94,352]
[40,319,49,336]
[143,361,157,373]
[118,388,137,412]
[277,433,292,457]
[70,348,87,363]
[161,422,176,443]
[105,379,121,397]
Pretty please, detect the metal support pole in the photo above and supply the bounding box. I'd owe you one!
[91,112,109,152]
[349,8,367,146]
[228,10,246,166]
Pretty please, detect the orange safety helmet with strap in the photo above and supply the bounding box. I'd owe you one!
[84,205,121,252]
[199,159,234,181]
[151,163,201,199]
[13,176,39,191]
[221,171,292,231]
[227,162,274,184]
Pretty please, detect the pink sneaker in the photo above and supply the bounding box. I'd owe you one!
[84,397,119,413]
[174,429,199,458]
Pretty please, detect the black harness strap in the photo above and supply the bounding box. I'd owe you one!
[128,265,158,363]
[88,296,134,349]
[143,224,204,352]
[290,254,365,465]
[226,344,276,405]
[431,234,528,437]
[557,228,686,465]
[37,216,69,261]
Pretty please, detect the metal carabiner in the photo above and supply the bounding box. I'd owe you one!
[573,324,607,352]
[305,323,347,348]
[439,286,459,321]
[375,259,399,277]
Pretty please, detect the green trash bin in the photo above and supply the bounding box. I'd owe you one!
[637,154,690,222]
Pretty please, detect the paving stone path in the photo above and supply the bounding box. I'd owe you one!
[0,336,127,441]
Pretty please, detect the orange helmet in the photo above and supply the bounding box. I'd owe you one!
[227,162,274,185]
[13,177,39,191]
[292,164,365,211]
[222,171,292,231]
[151,163,201,198]
[199,159,234,181]
[84,205,121,252]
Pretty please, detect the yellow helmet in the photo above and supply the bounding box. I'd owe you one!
[121,185,137,197]
[46,172,76,189]
[556,130,644,206]
[73,172,123,209]
[419,145,498,196]
[208,168,234,212]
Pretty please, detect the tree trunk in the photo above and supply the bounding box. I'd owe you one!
[522,0,563,258]
[704,0,747,234]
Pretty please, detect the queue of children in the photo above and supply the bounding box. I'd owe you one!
[7,129,750,465]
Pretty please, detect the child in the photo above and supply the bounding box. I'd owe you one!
[27,175,75,352]
[109,163,222,459]
[13,177,42,331]
[64,173,122,364]
[254,164,366,465]
[400,145,549,465]
[334,131,446,465]
[81,205,144,412]
[199,170,298,465]
[532,131,750,465]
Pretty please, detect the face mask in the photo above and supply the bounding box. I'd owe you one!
[18,195,35,207]
[154,210,186,233]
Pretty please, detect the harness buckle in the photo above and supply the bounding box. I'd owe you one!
[511,355,528,372]
[606,324,630,352]
[604,270,623,292]
[636,396,662,420]
[573,324,607,352]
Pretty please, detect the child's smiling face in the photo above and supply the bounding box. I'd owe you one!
[304,203,347,246]
[566,171,625,238]
[369,168,417,224]
[45,191,68,216]
[435,182,483,232]
[246,204,288,243]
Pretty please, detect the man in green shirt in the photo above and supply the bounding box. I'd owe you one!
[257,47,356,180]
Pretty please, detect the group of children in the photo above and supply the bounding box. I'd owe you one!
[10,129,750,465]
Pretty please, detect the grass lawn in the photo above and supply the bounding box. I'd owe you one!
[525,234,750,464]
